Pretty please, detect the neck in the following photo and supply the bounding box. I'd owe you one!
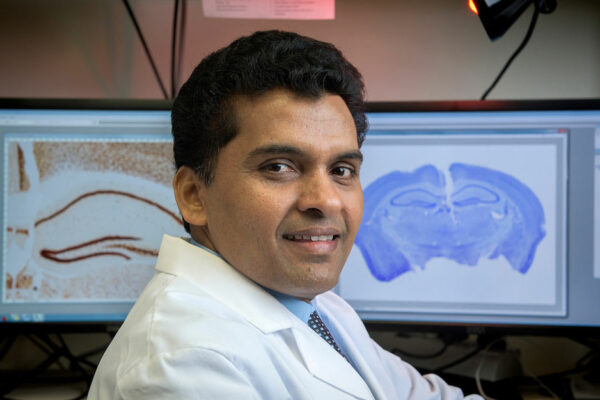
[190,225,217,252]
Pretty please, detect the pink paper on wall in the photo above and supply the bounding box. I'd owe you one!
[202,0,335,20]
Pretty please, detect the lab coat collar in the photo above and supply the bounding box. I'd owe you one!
[154,235,295,333]
[154,235,373,399]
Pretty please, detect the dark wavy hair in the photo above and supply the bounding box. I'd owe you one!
[171,30,367,231]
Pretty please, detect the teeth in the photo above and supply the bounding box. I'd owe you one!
[285,234,334,241]
[311,235,333,241]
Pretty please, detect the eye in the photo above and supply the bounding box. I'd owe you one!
[331,165,355,178]
[260,161,296,176]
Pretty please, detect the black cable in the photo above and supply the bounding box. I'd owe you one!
[26,334,55,357]
[171,0,180,99]
[176,0,187,93]
[55,334,92,382]
[121,0,169,99]
[576,349,598,369]
[431,343,486,373]
[0,334,98,399]
[480,3,540,100]
[76,344,108,359]
[0,346,62,396]
[67,339,110,370]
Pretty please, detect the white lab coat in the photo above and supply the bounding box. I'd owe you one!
[89,235,481,399]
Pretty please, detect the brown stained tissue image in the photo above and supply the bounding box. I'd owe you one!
[5,139,184,301]
[16,268,33,289]
[34,142,174,186]
[17,145,30,191]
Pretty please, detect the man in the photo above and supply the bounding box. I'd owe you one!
[89,30,482,399]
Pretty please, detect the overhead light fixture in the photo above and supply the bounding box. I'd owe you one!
[468,0,479,15]
[470,0,556,40]
[469,0,557,99]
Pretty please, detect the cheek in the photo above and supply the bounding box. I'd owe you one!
[348,190,365,231]
[218,185,289,237]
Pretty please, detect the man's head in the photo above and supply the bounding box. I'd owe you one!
[172,30,367,299]
[172,30,367,194]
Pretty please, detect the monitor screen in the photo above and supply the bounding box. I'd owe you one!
[0,100,185,325]
[1,99,599,333]
[336,100,600,332]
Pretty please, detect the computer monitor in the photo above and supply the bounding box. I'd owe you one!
[337,100,600,334]
[0,99,183,327]
[1,99,599,335]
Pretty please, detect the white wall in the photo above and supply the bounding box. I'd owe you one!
[0,0,598,101]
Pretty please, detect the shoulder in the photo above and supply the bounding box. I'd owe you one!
[115,271,272,362]
[91,272,291,398]
[91,345,265,399]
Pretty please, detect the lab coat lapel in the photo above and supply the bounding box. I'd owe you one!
[333,331,389,400]
[314,295,390,400]
[292,326,374,400]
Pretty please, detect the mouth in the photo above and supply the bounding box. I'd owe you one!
[281,229,342,255]
[282,234,339,242]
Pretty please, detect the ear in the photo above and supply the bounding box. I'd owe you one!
[173,166,208,227]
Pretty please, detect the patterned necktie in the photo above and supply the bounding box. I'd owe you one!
[308,311,348,361]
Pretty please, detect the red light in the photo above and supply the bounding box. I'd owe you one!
[469,0,479,14]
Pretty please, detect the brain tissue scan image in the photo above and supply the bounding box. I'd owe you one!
[355,163,546,282]
[4,140,184,302]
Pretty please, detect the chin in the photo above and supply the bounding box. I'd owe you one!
[303,276,340,298]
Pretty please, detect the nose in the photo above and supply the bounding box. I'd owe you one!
[296,171,343,217]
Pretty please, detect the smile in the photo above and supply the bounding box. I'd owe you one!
[283,234,337,242]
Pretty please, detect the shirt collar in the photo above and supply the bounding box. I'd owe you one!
[263,287,315,324]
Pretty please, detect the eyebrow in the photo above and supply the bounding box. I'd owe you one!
[338,150,364,163]
[248,144,363,163]
[248,145,303,158]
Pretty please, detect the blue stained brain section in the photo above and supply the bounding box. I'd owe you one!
[355,163,546,282]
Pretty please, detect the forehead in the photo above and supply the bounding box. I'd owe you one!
[228,89,358,153]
